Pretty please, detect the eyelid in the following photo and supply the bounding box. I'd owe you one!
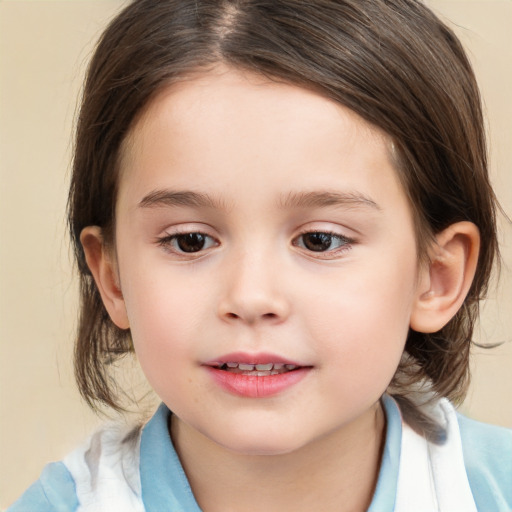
[155,221,219,239]
[155,224,220,257]
[292,227,356,259]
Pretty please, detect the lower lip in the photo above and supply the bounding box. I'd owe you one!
[205,367,310,398]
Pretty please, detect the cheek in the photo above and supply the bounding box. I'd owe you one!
[120,269,209,378]
[300,258,416,386]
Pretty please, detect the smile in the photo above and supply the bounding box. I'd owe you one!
[212,362,300,376]
[204,354,310,398]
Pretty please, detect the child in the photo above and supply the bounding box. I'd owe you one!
[8,0,511,511]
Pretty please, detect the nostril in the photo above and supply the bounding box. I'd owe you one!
[222,311,278,322]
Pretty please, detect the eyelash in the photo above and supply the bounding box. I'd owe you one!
[156,231,218,256]
[292,230,355,258]
[156,229,355,258]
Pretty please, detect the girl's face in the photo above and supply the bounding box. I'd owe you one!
[113,67,424,455]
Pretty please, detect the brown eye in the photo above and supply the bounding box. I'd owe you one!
[158,232,217,254]
[175,233,207,252]
[301,232,334,252]
[293,231,353,255]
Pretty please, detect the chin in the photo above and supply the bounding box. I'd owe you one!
[214,429,309,457]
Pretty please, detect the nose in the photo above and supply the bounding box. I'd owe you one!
[217,249,291,325]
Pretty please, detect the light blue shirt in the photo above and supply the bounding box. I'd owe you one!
[7,396,512,511]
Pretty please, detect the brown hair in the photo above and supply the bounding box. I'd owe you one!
[69,0,498,411]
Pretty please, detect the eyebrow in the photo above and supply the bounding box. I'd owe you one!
[138,189,226,210]
[278,190,380,211]
[138,188,380,212]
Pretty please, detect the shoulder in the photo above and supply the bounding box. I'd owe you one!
[7,421,145,512]
[457,412,512,511]
[62,421,144,511]
[6,462,78,512]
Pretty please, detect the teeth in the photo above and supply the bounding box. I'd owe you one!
[255,363,273,371]
[218,362,300,373]
[238,363,255,371]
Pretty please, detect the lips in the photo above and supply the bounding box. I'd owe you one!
[204,353,310,398]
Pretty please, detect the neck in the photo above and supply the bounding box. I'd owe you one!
[170,401,386,512]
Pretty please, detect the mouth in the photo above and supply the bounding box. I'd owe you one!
[207,362,301,376]
[204,353,311,398]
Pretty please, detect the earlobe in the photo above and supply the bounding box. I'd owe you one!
[410,222,480,333]
[80,226,130,330]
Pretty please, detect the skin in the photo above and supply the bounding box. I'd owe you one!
[82,66,480,511]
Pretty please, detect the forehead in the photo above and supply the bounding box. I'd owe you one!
[117,66,404,214]
[122,67,389,158]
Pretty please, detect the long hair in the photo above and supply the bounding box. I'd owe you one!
[68,0,498,411]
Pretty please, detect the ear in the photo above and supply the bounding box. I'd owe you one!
[410,221,480,333]
[80,226,130,330]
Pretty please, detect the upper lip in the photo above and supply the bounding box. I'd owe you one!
[204,351,306,367]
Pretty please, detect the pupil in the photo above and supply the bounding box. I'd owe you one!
[177,233,205,253]
[303,232,332,251]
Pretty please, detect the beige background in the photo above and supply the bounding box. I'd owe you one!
[0,0,511,508]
